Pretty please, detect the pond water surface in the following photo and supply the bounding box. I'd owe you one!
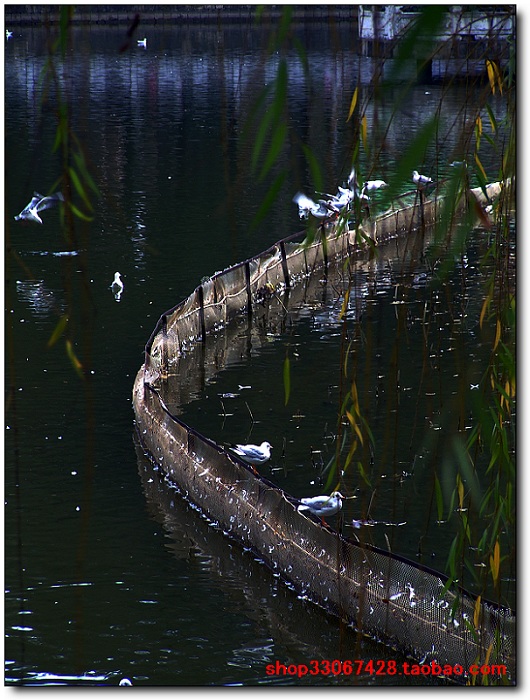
[5,16,514,686]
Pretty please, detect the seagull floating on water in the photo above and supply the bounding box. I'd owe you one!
[14,192,64,224]
[137,37,147,48]
[111,272,124,300]
[297,491,345,524]
[228,441,272,466]
[412,170,433,188]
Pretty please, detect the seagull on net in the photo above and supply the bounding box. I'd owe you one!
[297,491,345,525]
[412,170,433,189]
[361,179,388,195]
[229,441,272,466]
[137,37,147,48]
[14,192,64,224]
[293,192,338,221]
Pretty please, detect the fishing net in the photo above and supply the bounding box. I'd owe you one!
[134,182,515,683]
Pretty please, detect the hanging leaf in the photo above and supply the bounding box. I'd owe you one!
[473,595,482,629]
[486,60,496,94]
[66,339,84,379]
[457,474,464,510]
[361,114,368,150]
[434,474,444,521]
[283,354,291,406]
[47,314,69,348]
[346,87,358,122]
[346,410,364,446]
[490,539,501,586]
[338,289,350,321]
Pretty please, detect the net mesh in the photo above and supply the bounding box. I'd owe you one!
[134,183,515,682]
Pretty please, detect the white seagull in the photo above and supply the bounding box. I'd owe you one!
[137,37,147,48]
[111,272,124,300]
[14,192,64,224]
[229,441,272,466]
[361,179,388,194]
[293,192,338,221]
[412,170,433,188]
[6,29,13,39]
[297,491,345,523]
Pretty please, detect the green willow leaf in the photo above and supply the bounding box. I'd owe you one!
[283,354,291,406]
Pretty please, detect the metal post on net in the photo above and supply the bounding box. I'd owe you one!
[245,261,252,318]
[279,240,291,289]
[160,314,168,381]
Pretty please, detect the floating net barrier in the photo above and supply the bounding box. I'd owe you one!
[133,181,515,683]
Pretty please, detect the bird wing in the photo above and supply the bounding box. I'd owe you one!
[293,192,316,209]
[35,192,64,212]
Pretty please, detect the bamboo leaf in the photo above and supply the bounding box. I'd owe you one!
[250,170,287,230]
[434,474,444,521]
[47,314,69,348]
[346,87,358,122]
[493,318,501,351]
[346,410,364,446]
[69,166,93,211]
[259,122,287,181]
[490,539,500,586]
[361,114,368,149]
[455,477,465,512]
[486,60,496,94]
[283,353,291,406]
[65,339,84,379]
[479,291,491,329]
[473,595,482,629]
[338,288,350,321]
[301,143,324,196]
[69,202,94,222]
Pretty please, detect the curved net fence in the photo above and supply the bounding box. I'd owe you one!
[133,182,515,684]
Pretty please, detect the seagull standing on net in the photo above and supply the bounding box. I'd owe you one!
[361,179,388,195]
[228,441,272,466]
[412,170,433,189]
[297,491,345,526]
[14,192,64,224]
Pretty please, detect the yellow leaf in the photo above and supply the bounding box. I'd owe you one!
[474,152,487,181]
[346,87,358,122]
[66,339,84,379]
[490,540,500,586]
[479,292,491,329]
[346,410,364,446]
[339,289,350,321]
[493,318,501,351]
[475,115,483,136]
[361,115,367,148]
[473,595,482,629]
[486,60,495,93]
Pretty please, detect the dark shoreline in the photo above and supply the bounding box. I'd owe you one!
[4,4,358,26]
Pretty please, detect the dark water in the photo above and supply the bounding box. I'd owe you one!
[5,18,513,686]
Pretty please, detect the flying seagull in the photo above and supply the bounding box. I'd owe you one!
[14,192,64,224]
[293,192,338,221]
